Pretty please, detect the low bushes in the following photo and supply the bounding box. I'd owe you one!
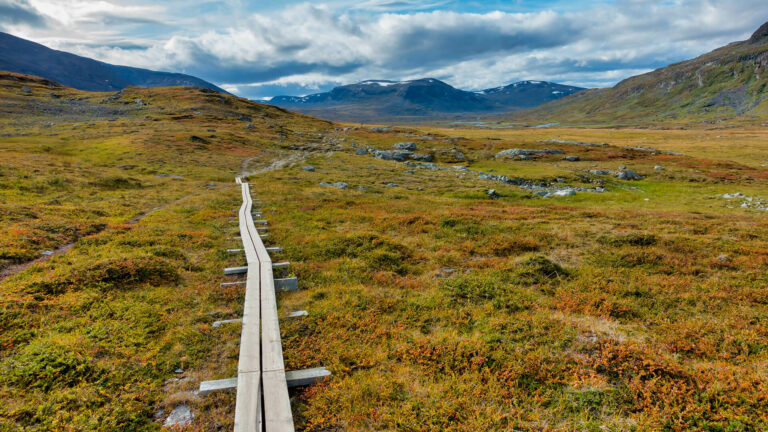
[28,255,179,295]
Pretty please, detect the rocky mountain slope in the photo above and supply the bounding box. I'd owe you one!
[0,32,224,93]
[270,78,582,122]
[511,21,768,125]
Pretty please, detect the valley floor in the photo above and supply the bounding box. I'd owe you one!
[1,76,767,431]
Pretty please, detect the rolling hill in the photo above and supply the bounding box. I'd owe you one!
[269,78,582,122]
[510,21,768,125]
[0,31,224,93]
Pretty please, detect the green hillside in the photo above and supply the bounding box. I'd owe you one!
[511,22,768,125]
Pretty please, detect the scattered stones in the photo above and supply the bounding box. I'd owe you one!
[496,148,564,158]
[616,170,643,180]
[563,156,580,162]
[552,189,576,197]
[370,149,412,162]
[487,189,499,199]
[654,165,664,170]
[626,146,685,156]
[355,148,368,155]
[238,114,252,122]
[319,182,331,187]
[333,182,349,189]
[619,165,627,170]
[386,182,398,187]
[244,123,255,130]
[453,165,470,172]
[205,183,216,187]
[301,166,315,172]
[357,185,369,191]
[588,170,615,175]
[405,161,440,170]
[409,153,434,162]
[716,254,731,263]
[164,405,193,427]
[720,193,768,210]
[722,192,745,199]
[100,91,122,103]
[404,170,415,174]
[394,142,418,151]
[41,250,54,256]
[21,87,31,94]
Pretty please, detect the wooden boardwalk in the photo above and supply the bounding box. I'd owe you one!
[200,178,328,430]
[232,178,293,431]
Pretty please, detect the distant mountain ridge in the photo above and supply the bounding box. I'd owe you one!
[0,32,224,93]
[510,21,768,124]
[269,78,583,122]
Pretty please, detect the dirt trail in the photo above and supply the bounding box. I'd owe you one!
[240,150,309,178]
[0,195,192,284]
[0,242,75,282]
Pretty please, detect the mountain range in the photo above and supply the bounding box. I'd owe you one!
[510,21,768,124]
[0,32,224,93]
[269,79,583,122]
[3,21,768,126]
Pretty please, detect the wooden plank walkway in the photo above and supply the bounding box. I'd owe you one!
[233,177,293,432]
[200,178,329,430]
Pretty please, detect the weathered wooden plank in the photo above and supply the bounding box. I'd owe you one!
[233,373,262,431]
[266,247,283,253]
[233,182,263,432]
[274,277,298,292]
[220,281,246,287]
[272,261,290,269]
[260,263,285,373]
[199,377,237,395]
[262,370,295,431]
[287,310,308,318]
[213,318,242,327]
[224,266,248,275]
[285,367,332,388]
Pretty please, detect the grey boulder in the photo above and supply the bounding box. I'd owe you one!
[394,142,418,151]
[616,169,643,180]
[164,405,193,427]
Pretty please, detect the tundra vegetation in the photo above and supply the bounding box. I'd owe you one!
[0,72,767,431]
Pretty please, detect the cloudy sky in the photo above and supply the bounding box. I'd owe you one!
[1,0,767,99]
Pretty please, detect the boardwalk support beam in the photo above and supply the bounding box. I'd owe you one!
[274,277,298,292]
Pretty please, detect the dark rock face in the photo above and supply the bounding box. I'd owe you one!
[750,21,768,43]
[0,32,224,93]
